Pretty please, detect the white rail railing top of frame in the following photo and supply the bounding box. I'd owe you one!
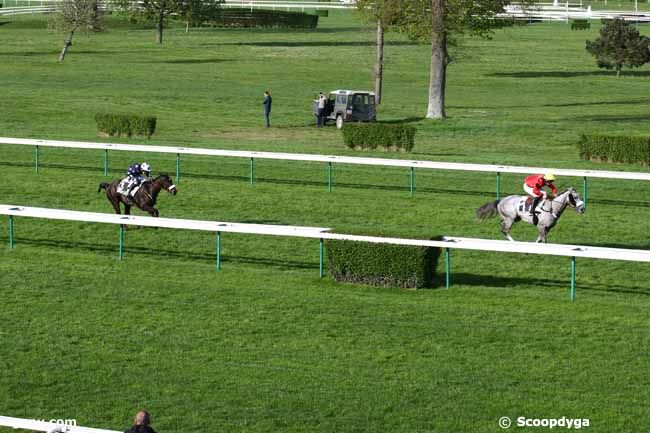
[2,137,650,182]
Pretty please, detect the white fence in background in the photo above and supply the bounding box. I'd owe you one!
[3,1,650,21]
[1,137,649,205]
[2,204,650,301]
[0,416,121,433]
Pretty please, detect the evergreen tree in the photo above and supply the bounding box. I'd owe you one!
[586,19,650,78]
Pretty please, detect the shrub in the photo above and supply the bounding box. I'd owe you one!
[342,123,416,152]
[570,19,590,30]
[95,113,157,139]
[578,134,650,165]
[325,237,441,289]
[204,8,318,29]
[315,9,329,17]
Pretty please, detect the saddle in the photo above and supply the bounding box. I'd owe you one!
[519,196,545,214]
[117,178,143,197]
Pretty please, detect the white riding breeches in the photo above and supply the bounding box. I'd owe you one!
[523,183,544,198]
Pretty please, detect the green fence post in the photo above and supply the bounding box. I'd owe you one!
[327,162,332,192]
[216,231,221,271]
[35,145,39,173]
[319,238,324,278]
[250,158,254,187]
[176,153,181,182]
[496,172,501,200]
[583,176,588,210]
[570,256,576,303]
[119,225,124,260]
[8,216,14,251]
[410,167,415,196]
[104,149,109,176]
[445,248,451,289]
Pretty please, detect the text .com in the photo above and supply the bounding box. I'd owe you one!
[35,419,77,427]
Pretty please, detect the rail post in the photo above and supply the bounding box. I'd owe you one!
[327,162,332,192]
[570,256,576,302]
[410,167,415,196]
[104,149,109,176]
[216,231,221,270]
[250,158,254,186]
[119,225,124,260]
[319,238,324,278]
[35,145,39,173]
[496,172,501,200]
[445,248,451,289]
[8,216,14,251]
[583,176,588,210]
[176,153,180,182]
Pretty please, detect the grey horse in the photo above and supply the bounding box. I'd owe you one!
[476,188,585,243]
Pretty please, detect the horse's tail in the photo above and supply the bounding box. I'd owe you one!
[476,200,500,221]
[98,182,110,193]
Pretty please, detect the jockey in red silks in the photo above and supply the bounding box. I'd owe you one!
[523,173,558,221]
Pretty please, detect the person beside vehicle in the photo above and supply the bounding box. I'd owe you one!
[316,92,326,127]
[262,90,272,128]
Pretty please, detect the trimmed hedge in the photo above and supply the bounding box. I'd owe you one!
[342,123,416,152]
[95,113,157,139]
[578,134,650,165]
[205,8,318,29]
[325,237,441,289]
[315,9,329,17]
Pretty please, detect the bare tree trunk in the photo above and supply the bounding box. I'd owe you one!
[375,18,384,105]
[58,29,75,62]
[186,20,189,33]
[616,64,621,77]
[156,10,164,44]
[426,0,446,119]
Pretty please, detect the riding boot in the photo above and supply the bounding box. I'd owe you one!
[531,196,541,225]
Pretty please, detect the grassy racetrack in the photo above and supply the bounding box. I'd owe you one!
[1,9,650,433]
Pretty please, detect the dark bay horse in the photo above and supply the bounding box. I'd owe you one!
[476,188,585,243]
[98,174,177,218]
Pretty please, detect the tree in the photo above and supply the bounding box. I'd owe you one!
[586,19,650,78]
[143,0,182,44]
[355,0,401,105]
[393,0,531,119]
[178,0,224,33]
[49,0,102,62]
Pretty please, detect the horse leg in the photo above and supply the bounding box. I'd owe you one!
[536,225,549,243]
[141,205,158,218]
[501,218,516,242]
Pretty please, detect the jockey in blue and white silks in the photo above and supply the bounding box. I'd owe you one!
[120,162,152,196]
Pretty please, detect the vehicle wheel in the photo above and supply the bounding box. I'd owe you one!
[336,115,344,129]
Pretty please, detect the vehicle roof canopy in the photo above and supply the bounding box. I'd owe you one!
[330,90,375,96]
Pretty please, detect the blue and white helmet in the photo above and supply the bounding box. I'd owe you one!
[141,162,151,175]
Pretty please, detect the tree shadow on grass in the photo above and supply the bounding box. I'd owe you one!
[380,116,426,124]
[200,40,421,48]
[487,70,650,78]
[6,236,318,270]
[153,58,232,64]
[448,272,650,296]
[572,114,650,122]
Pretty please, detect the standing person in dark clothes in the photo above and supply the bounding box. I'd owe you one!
[262,90,272,127]
[124,410,157,433]
[316,92,326,127]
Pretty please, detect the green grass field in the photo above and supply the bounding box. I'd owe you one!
[1,10,650,433]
